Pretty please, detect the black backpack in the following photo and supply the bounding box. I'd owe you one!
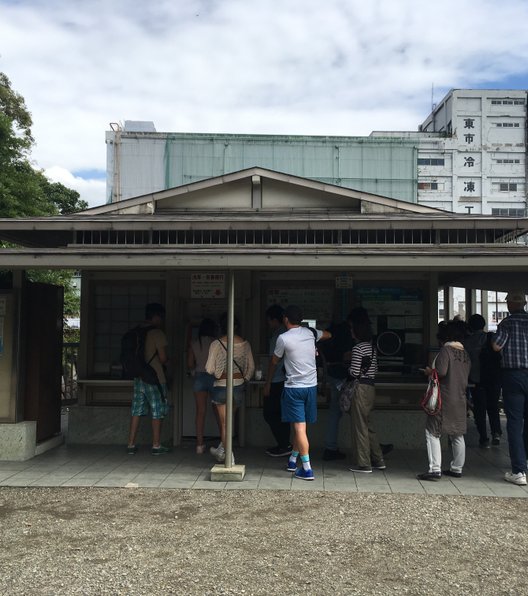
[120,325,160,386]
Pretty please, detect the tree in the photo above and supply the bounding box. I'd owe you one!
[0,72,88,216]
[1,72,87,335]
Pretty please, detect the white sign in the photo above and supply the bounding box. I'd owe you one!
[190,273,225,299]
[335,276,354,289]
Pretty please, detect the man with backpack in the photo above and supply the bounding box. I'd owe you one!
[125,303,170,456]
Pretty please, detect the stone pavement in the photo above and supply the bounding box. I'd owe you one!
[0,438,526,497]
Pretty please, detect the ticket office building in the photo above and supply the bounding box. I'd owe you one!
[1,167,527,459]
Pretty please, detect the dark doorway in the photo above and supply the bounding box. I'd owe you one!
[23,281,63,442]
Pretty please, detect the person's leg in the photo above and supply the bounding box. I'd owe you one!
[128,416,141,447]
[293,422,309,456]
[486,381,502,439]
[264,382,290,449]
[216,403,227,447]
[350,384,372,468]
[524,407,528,456]
[194,390,208,447]
[449,434,465,473]
[148,383,169,451]
[324,376,343,452]
[425,429,442,474]
[286,387,316,478]
[212,402,222,437]
[472,385,489,445]
[128,379,147,449]
[152,418,162,448]
[502,371,528,474]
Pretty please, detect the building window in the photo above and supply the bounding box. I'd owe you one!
[499,183,518,191]
[91,281,164,376]
[493,311,509,322]
[418,182,439,190]
[491,99,525,105]
[491,208,526,217]
[417,158,445,166]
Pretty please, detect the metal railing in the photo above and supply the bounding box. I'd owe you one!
[62,342,79,405]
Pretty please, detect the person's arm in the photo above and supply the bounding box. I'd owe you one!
[348,345,361,377]
[265,336,285,395]
[491,334,505,352]
[244,344,255,382]
[205,341,221,378]
[433,347,448,378]
[492,323,508,352]
[157,345,168,366]
[318,329,332,341]
[154,330,169,366]
[265,355,281,391]
[263,356,278,397]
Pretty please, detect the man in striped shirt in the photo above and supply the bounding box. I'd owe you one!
[493,291,528,486]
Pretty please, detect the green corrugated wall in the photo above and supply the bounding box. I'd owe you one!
[162,133,418,203]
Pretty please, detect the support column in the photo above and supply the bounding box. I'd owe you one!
[481,291,489,328]
[211,270,245,481]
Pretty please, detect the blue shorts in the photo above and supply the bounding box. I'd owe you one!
[281,386,317,423]
[193,372,215,393]
[132,379,168,419]
[211,384,245,407]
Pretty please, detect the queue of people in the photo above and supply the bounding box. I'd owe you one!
[124,290,528,487]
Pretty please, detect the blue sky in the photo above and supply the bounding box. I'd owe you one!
[1,0,527,206]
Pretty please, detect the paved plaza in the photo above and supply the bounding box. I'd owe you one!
[1,433,526,497]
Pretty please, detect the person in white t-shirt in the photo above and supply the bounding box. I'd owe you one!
[269,305,331,481]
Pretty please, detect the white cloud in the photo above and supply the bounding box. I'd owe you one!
[44,166,106,208]
[2,0,528,208]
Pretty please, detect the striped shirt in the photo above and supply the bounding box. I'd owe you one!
[348,341,377,381]
[494,311,528,369]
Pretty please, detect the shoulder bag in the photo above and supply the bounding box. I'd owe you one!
[421,368,441,415]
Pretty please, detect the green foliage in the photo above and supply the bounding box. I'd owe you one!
[0,71,87,217]
[0,72,87,331]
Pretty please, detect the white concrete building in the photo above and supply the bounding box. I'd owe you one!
[416,89,527,215]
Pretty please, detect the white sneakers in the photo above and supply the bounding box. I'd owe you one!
[210,444,225,462]
[504,471,527,486]
[209,444,235,465]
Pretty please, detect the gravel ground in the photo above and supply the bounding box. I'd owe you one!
[0,487,526,595]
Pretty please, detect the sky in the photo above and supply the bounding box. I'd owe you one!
[1,0,528,207]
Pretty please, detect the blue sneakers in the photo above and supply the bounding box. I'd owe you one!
[286,460,297,472]
[294,467,315,481]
